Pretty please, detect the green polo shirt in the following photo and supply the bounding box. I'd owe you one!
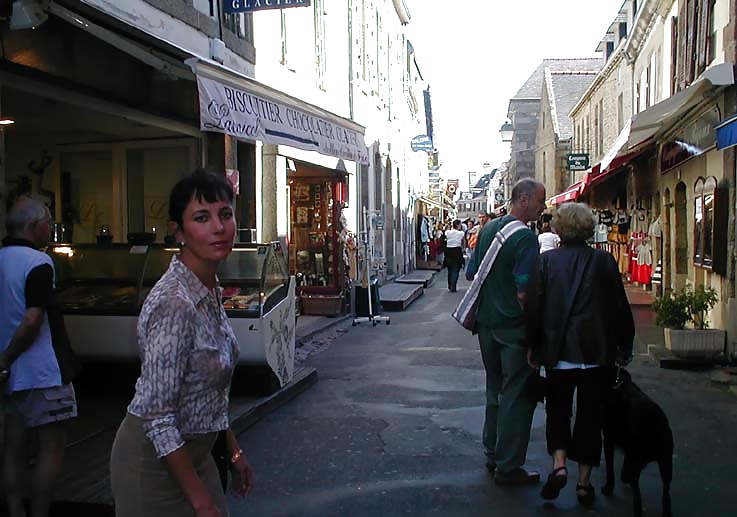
[471,215,539,329]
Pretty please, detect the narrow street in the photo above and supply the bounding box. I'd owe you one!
[229,277,737,517]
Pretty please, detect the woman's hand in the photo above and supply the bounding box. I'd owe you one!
[527,348,539,369]
[230,454,254,497]
[193,495,222,517]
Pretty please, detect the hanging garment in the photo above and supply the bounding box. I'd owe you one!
[648,214,663,237]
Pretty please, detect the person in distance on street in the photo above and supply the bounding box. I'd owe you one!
[524,202,634,506]
[469,178,546,485]
[110,170,253,517]
[443,219,466,292]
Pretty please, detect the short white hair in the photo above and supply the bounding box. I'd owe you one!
[6,197,49,237]
[551,202,596,244]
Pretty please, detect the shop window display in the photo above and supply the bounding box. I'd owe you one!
[289,178,344,294]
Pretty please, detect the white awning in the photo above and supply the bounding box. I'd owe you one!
[187,59,369,165]
[627,62,735,149]
[601,118,633,172]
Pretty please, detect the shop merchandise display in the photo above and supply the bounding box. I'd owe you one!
[290,180,343,291]
[588,206,655,286]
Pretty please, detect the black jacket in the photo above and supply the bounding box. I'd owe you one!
[524,244,634,369]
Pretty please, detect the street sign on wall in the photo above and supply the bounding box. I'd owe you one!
[567,153,590,171]
[411,134,433,152]
[223,0,311,14]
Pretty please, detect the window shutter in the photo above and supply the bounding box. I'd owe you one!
[696,0,709,75]
[712,184,729,276]
[671,16,678,95]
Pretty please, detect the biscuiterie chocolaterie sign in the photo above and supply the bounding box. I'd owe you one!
[223,0,311,13]
[196,74,368,164]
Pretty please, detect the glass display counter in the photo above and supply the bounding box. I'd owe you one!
[48,243,296,387]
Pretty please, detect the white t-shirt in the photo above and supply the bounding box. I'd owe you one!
[538,232,560,253]
[445,229,465,248]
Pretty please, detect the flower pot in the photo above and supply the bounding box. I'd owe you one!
[663,328,726,358]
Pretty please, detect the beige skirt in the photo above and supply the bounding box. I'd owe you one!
[110,414,228,517]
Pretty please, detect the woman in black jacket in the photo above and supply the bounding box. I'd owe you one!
[524,202,634,505]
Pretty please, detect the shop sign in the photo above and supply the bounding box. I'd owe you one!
[660,109,719,174]
[411,134,433,152]
[196,75,368,164]
[223,0,311,14]
[567,153,590,171]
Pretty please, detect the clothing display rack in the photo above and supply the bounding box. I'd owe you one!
[352,207,390,327]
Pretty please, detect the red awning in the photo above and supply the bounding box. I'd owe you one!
[548,181,583,205]
[580,145,652,195]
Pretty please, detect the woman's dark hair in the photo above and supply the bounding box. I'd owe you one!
[169,169,234,226]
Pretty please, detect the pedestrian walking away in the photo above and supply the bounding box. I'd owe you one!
[468,178,546,485]
[444,219,466,292]
[0,197,81,517]
[524,202,635,505]
[110,170,254,517]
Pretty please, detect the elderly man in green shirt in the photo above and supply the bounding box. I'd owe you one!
[470,178,546,485]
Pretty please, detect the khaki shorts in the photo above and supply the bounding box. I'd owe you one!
[4,384,78,428]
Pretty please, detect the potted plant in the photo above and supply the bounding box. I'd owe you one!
[653,285,725,359]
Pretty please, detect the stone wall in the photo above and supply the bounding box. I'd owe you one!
[509,99,539,182]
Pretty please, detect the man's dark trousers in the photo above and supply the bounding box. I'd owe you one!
[477,324,536,474]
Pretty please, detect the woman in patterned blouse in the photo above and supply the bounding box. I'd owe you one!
[111,170,253,517]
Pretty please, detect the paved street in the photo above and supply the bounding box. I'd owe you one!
[229,276,737,517]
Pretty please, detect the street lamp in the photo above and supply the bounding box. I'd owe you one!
[499,121,514,142]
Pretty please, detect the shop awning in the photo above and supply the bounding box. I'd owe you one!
[548,181,583,206]
[52,2,369,164]
[418,196,454,211]
[716,114,737,150]
[580,146,652,195]
[627,62,735,149]
[187,59,369,165]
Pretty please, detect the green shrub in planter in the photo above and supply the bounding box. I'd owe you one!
[652,285,719,330]
[652,290,690,330]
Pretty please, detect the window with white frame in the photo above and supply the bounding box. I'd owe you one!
[694,176,718,268]
[222,7,253,43]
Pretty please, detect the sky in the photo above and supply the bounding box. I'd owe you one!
[408,0,626,190]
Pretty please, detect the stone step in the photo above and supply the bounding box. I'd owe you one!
[395,270,436,288]
[379,282,424,311]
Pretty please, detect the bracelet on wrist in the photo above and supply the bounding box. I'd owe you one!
[230,448,243,464]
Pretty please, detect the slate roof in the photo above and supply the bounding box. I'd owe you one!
[513,58,603,99]
[546,68,600,139]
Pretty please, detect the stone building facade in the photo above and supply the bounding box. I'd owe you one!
[508,58,606,184]
[535,66,600,197]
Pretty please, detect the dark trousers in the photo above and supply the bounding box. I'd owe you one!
[545,367,608,467]
[478,325,536,474]
[447,263,461,291]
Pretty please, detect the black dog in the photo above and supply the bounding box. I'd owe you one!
[601,368,673,517]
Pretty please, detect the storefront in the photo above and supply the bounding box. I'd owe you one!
[287,160,351,315]
[414,195,452,270]
[0,8,208,245]
[186,54,368,315]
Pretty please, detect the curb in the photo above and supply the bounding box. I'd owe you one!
[296,314,352,345]
[230,366,319,435]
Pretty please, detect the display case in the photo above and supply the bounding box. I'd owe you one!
[48,243,296,387]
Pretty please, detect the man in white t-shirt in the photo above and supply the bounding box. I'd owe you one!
[444,219,466,292]
[538,223,560,253]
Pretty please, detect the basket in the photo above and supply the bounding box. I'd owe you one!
[300,293,344,316]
